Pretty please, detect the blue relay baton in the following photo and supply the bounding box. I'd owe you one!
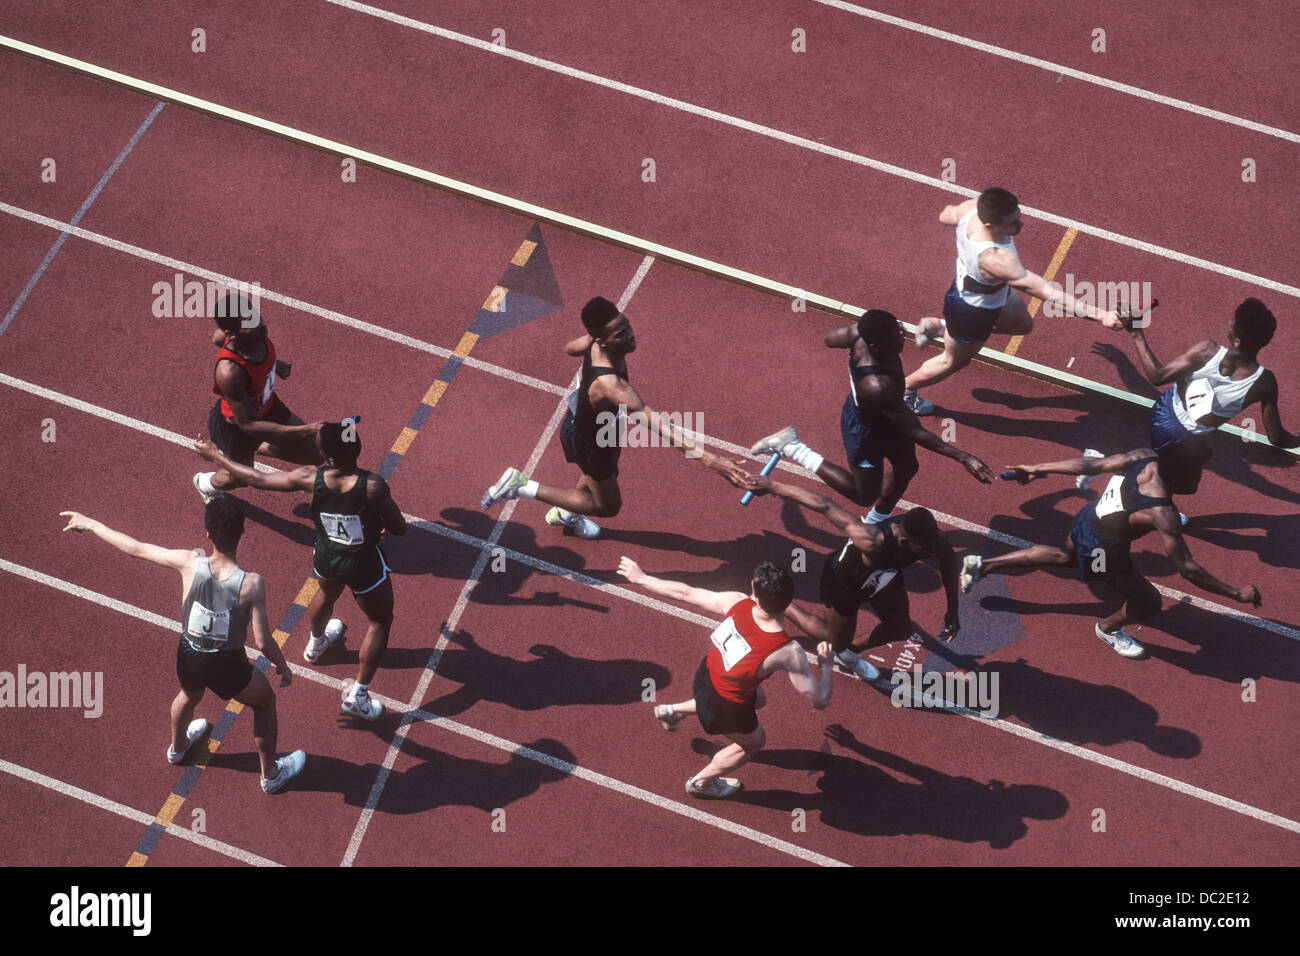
[741,453,781,506]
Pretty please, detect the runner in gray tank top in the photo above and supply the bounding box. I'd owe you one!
[61,497,305,794]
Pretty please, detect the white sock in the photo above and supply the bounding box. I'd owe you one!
[520,480,540,498]
[196,472,217,495]
[786,442,824,474]
[865,507,892,524]
[554,507,579,524]
[352,681,370,698]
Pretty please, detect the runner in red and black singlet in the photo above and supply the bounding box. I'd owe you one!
[193,291,324,501]
[480,296,749,540]
[618,558,834,800]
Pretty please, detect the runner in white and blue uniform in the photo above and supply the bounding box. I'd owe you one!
[959,449,1261,659]
[905,187,1123,415]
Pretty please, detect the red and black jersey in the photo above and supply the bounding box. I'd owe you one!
[213,337,277,421]
[704,598,791,703]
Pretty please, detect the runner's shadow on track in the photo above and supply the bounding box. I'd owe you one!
[1190,511,1300,572]
[422,627,673,717]
[733,725,1068,848]
[1138,601,1300,686]
[1088,342,1162,399]
[237,499,315,547]
[975,657,1200,757]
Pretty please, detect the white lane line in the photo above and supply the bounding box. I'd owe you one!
[3,365,1295,643]
[0,756,283,866]
[810,0,1299,143]
[6,550,1298,847]
[1,102,164,338]
[0,201,567,399]
[340,256,655,866]
[322,0,1300,297]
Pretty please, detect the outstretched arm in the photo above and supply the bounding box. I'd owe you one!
[869,387,993,483]
[1125,330,1217,388]
[1008,448,1150,481]
[214,363,319,442]
[981,248,1120,328]
[933,534,961,642]
[1254,371,1300,449]
[617,557,745,617]
[194,436,316,492]
[771,642,834,709]
[1156,512,1260,606]
[741,475,860,537]
[60,512,194,571]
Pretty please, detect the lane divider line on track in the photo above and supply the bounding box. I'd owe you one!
[0,756,283,867]
[3,371,1295,642]
[807,0,1299,143]
[313,1,1300,289]
[0,36,1295,462]
[0,101,163,339]
[1005,227,1078,358]
[5,552,1297,848]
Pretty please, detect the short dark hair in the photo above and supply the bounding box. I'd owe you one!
[977,187,1019,226]
[901,507,939,550]
[857,308,900,345]
[320,420,361,469]
[581,296,621,337]
[1232,298,1276,352]
[752,561,795,615]
[204,496,245,553]
[212,291,260,334]
[1157,442,1210,496]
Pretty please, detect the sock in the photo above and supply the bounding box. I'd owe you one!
[554,507,579,525]
[786,442,825,474]
[865,507,892,524]
[520,480,540,498]
[352,681,370,699]
[196,472,217,495]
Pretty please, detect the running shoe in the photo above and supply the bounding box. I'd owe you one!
[653,704,683,732]
[303,618,346,664]
[749,425,797,458]
[1094,621,1146,659]
[960,554,984,593]
[482,467,527,509]
[544,506,601,539]
[341,685,384,721]
[835,649,881,681]
[686,776,743,799]
[167,718,211,765]
[914,317,946,348]
[1076,449,1105,489]
[192,472,221,504]
[903,390,936,416]
[261,749,307,794]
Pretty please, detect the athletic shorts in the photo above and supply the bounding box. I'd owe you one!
[208,395,294,466]
[692,658,758,736]
[942,279,1004,345]
[559,411,620,482]
[840,393,911,470]
[1148,387,1212,472]
[1070,505,1133,582]
[176,640,253,701]
[314,544,390,595]
[819,548,904,617]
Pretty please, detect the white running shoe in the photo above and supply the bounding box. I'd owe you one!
[544,506,601,539]
[303,618,346,664]
[341,684,384,721]
[193,472,221,504]
[261,749,307,794]
[686,776,743,799]
[653,704,683,732]
[482,467,528,509]
[167,718,211,765]
[835,650,881,681]
[749,425,797,458]
[1095,621,1146,659]
[915,317,946,348]
[960,554,984,593]
[903,390,936,416]
[1076,449,1105,489]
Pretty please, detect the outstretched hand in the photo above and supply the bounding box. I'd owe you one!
[617,555,647,586]
[825,723,856,749]
[194,435,220,462]
[742,473,773,496]
[962,453,995,484]
[1238,585,1262,608]
[60,511,94,533]
[705,454,751,489]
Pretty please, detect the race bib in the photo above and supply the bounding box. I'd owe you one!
[860,568,897,597]
[321,512,365,546]
[1095,475,1127,519]
[709,617,752,672]
[1182,378,1215,423]
[186,601,230,642]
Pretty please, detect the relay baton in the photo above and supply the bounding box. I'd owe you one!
[740,453,781,506]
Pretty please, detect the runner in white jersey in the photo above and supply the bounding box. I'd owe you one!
[1126,297,1298,479]
[904,187,1124,414]
[60,497,306,793]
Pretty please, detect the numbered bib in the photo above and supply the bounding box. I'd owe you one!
[1182,378,1215,423]
[860,568,897,597]
[186,601,230,642]
[321,512,365,546]
[1095,475,1127,519]
[709,618,753,672]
